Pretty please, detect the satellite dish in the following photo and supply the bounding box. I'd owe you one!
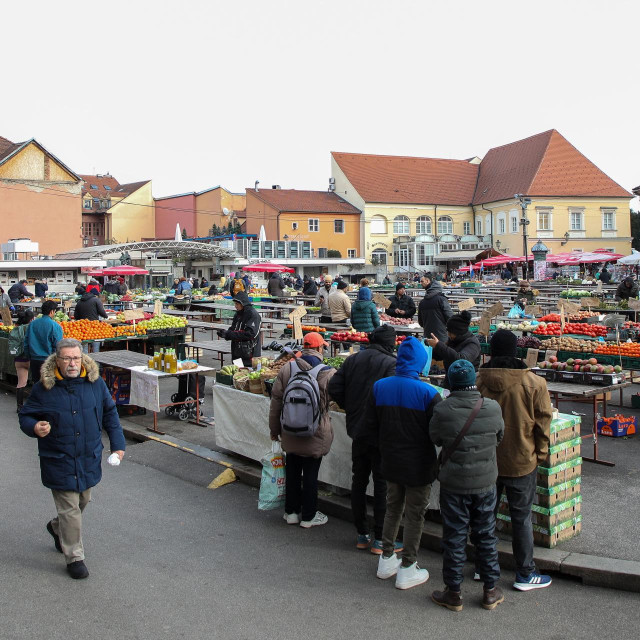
[223,208,230,216]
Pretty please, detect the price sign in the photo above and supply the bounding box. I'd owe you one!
[154,299,163,316]
[373,293,392,309]
[124,309,145,321]
[485,302,504,318]
[558,299,580,314]
[629,299,640,310]
[478,312,491,336]
[292,316,303,340]
[458,298,476,311]
[0,307,12,326]
[525,304,541,316]
[63,300,73,312]
[580,297,599,308]
[288,306,307,321]
[560,307,566,331]
[544,349,557,362]
[525,348,539,368]
[232,358,244,368]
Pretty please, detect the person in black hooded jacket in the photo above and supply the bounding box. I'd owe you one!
[302,275,318,297]
[218,291,262,366]
[387,283,416,319]
[427,310,481,388]
[328,325,398,552]
[417,274,453,342]
[74,289,108,322]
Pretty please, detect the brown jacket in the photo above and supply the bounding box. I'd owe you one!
[476,367,552,477]
[328,290,351,322]
[269,350,336,458]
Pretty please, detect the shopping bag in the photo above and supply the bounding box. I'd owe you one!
[421,342,433,377]
[507,304,524,318]
[258,442,286,510]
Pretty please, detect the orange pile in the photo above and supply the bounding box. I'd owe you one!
[286,324,326,332]
[59,320,116,341]
[114,325,146,337]
[593,343,640,357]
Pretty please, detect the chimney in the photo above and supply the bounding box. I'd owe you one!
[255,180,259,192]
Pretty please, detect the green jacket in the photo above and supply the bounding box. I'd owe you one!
[350,300,380,333]
[430,389,504,494]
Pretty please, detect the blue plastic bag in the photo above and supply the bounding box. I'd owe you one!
[258,442,286,510]
[421,342,433,376]
[507,305,525,319]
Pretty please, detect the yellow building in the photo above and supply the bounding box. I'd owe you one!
[332,130,632,271]
[195,186,246,238]
[108,180,154,243]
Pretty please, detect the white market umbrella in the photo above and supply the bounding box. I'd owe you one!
[259,225,267,242]
[617,249,640,265]
[175,223,182,242]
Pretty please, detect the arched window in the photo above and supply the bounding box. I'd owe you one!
[416,216,432,234]
[437,215,453,235]
[393,215,410,234]
[371,249,387,265]
[370,215,387,234]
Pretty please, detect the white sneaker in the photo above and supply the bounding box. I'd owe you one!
[395,562,429,590]
[283,512,300,525]
[377,553,402,579]
[299,512,328,528]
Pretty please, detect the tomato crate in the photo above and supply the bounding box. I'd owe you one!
[596,415,636,437]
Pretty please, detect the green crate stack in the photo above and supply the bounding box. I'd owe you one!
[496,413,582,548]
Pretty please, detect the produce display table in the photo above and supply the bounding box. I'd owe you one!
[545,380,631,467]
[91,350,213,434]
[180,340,232,366]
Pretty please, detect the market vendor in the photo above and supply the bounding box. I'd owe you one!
[615,276,639,301]
[8,279,34,302]
[515,280,535,310]
[387,283,416,319]
[217,291,262,367]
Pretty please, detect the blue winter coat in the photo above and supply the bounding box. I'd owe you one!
[350,287,380,332]
[24,315,63,361]
[19,353,126,492]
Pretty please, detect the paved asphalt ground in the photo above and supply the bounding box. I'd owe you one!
[1,392,638,640]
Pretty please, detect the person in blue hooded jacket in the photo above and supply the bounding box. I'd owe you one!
[350,286,380,332]
[19,338,125,580]
[363,336,441,591]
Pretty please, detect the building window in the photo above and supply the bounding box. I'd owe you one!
[101,200,109,208]
[498,217,506,235]
[308,218,319,232]
[570,209,584,231]
[334,219,345,233]
[511,215,518,233]
[437,216,453,235]
[103,185,112,190]
[463,222,471,235]
[83,199,92,210]
[318,247,328,258]
[602,209,616,230]
[348,249,357,258]
[393,215,410,234]
[371,248,387,265]
[439,242,458,252]
[416,216,432,234]
[292,222,298,230]
[537,208,552,231]
[90,184,98,190]
[476,219,483,236]
[370,215,387,234]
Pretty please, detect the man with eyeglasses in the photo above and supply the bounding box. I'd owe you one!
[19,338,125,580]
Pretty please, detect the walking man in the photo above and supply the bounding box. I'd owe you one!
[19,338,125,579]
[476,329,553,591]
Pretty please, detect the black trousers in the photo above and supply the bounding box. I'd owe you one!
[351,439,386,539]
[285,453,322,522]
[29,360,44,384]
[440,488,500,590]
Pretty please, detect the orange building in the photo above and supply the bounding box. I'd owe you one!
[245,188,361,258]
[0,136,83,257]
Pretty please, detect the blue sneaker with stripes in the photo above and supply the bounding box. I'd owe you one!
[513,572,552,591]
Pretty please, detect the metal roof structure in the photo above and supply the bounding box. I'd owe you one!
[55,240,239,260]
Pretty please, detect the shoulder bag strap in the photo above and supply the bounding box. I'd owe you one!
[439,396,483,469]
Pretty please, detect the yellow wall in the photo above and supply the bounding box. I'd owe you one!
[195,188,246,237]
[279,212,360,257]
[109,181,155,242]
[0,142,77,182]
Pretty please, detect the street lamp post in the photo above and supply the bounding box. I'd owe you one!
[516,194,532,279]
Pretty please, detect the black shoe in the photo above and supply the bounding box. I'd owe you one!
[482,586,505,610]
[16,388,24,413]
[66,560,89,579]
[431,587,463,612]
[46,521,63,553]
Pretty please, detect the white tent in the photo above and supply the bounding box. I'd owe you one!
[259,225,267,242]
[174,223,182,242]
[617,249,640,265]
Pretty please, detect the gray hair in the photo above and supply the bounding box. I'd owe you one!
[56,338,83,356]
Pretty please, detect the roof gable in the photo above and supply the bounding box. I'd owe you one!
[247,188,361,214]
[332,151,479,206]
[0,136,81,182]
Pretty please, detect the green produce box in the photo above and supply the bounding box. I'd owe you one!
[496,513,582,548]
[215,371,234,386]
[537,456,582,488]
[539,436,581,467]
[535,477,582,508]
[500,494,582,528]
[549,414,581,445]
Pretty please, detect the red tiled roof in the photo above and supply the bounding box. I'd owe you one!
[0,136,25,164]
[247,189,361,214]
[473,130,630,204]
[79,174,121,198]
[331,152,479,206]
[116,180,150,196]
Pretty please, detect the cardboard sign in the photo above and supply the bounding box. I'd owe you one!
[373,293,392,309]
[580,297,599,308]
[560,307,566,331]
[485,301,504,318]
[458,298,476,311]
[478,313,491,336]
[628,299,640,310]
[232,358,244,368]
[292,315,303,341]
[525,304,542,316]
[0,306,12,326]
[63,300,73,312]
[123,309,146,321]
[288,306,307,321]
[154,299,163,316]
[596,280,603,293]
[544,349,557,362]
[525,348,539,368]
[558,299,580,314]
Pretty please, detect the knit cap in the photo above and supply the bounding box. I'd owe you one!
[490,329,518,358]
[448,359,476,390]
[446,310,472,336]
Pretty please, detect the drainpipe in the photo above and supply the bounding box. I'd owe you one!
[433,204,438,270]
[481,204,493,249]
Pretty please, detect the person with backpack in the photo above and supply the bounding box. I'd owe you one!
[268,332,336,528]
[10,309,34,412]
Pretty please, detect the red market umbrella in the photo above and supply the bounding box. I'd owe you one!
[102,265,149,275]
[243,262,295,273]
[546,251,623,265]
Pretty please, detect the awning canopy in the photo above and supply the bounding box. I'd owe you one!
[55,240,238,260]
[546,251,623,265]
[243,262,295,273]
[102,265,149,276]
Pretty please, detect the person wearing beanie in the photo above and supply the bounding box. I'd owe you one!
[217,291,262,366]
[328,324,399,552]
[315,275,333,323]
[387,283,416,319]
[363,336,441,590]
[430,360,505,612]
[418,273,453,342]
[328,280,351,323]
[302,275,318,297]
[350,287,380,332]
[426,310,481,388]
[476,330,553,592]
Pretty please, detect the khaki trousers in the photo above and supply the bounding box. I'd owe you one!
[51,488,92,564]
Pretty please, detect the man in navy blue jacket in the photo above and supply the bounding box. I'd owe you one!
[363,336,441,590]
[19,338,125,580]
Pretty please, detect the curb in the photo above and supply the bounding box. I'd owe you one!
[121,422,640,594]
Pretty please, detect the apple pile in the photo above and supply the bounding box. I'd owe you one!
[539,355,621,374]
[331,330,369,343]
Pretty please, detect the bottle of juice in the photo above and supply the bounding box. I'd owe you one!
[148,356,154,369]
[170,350,178,374]
[165,350,172,373]
[153,352,160,370]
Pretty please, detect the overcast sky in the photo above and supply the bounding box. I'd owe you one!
[3,0,638,208]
